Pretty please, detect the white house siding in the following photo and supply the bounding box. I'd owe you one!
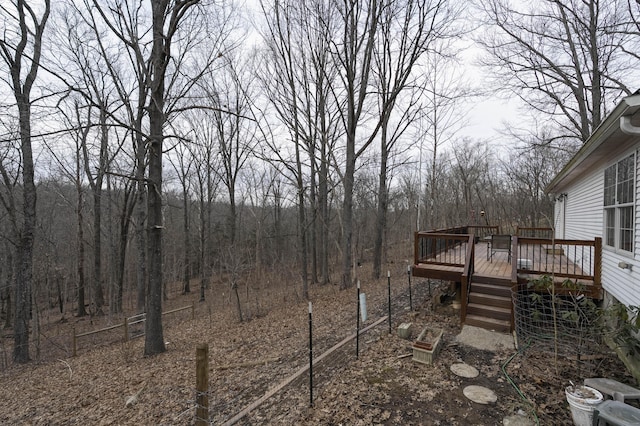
[554,149,640,307]
[563,170,603,241]
[602,258,640,306]
[601,147,640,307]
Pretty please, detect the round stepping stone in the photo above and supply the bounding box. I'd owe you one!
[463,385,497,404]
[450,363,479,378]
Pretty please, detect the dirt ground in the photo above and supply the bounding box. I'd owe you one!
[0,264,635,425]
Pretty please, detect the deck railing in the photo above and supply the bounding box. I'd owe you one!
[514,236,602,297]
[467,225,499,240]
[516,227,554,239]
[461,238,475,324]
[414,232,469,266]
[414,227,478,324]
[414,226,497,264]
[413,227,603,330]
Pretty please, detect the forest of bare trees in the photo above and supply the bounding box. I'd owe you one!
[0,0,638,362]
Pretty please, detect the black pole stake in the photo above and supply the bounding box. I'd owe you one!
[387,271,392,334]
[308,301,313,407]
[407,265,413,311]
[356,281,360,359]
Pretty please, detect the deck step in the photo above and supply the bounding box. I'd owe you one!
[464,314,511,333]
[468,292,512,308]
[471,275,511,287]
[466,303,511,321]
[465,275,513,332]
[469,282,511,298]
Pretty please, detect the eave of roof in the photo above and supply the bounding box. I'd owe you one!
[545,94,640,194]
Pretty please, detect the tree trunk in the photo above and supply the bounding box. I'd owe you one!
[114,185,134,314]
[373,127,388,280]
[76,187,87,317]
[182,181,191,294]
[14,93,37,363]
[340,152,355,290]
[296,156,309,300]
[319,124,330,285]
[144,0,168,357]
[4,250,13,329]
[93,180,104,315]
[309,150,318,284]
[4,0,50,364]
[84,102,110,316]
[135,138,147,313]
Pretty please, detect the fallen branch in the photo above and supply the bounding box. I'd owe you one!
[59,359,73,380]
[125,381,148,408]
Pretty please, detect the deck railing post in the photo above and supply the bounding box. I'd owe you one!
[594,237,602,293]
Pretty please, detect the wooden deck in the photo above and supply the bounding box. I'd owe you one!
[413,237,599,294]
[412,228,602,332]
[411,240,511,280]
[475,240,512,278]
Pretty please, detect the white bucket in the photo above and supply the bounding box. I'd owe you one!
[565,385,604,426]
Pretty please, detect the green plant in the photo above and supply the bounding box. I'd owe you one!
[526,274,640,376]
[603,302,640,357]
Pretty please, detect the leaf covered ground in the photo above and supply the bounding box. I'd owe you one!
[0,264,634,425]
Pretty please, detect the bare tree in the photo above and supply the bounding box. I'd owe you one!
[621,1,640,62]
[330,0,460,287]
[184,111,221,302]
[417,50,475,230]
[370,0,461,278]
[0,0,50,363]
[167,136,194,295]
[142,0,202,355]
[449,138,491,226]
[204,53,259,247]
[0,126,20,328]
[501,133,573,228]
[46,99,92,317]
[475,0,637,142]
[88,0,229,355]
[258,0,324,299]
[243,163,279,271]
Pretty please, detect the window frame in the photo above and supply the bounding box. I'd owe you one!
[603,152,636,254]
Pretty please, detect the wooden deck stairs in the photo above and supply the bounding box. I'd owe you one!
[413,227,602,335]
[465,275,512,333]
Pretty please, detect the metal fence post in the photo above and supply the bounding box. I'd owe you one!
[388,271,392,333]
[407,265,413,311]
[308,302,313,407]
[356,281,360,359]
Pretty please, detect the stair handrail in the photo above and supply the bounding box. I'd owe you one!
[461,234,475,325]
[510,235,519,330]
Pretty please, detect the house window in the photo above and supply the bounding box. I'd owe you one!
[604,153,635,253]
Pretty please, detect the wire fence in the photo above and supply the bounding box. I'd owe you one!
[188,273,441,425]
[512,285,606,378]
[72,305,194,356]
